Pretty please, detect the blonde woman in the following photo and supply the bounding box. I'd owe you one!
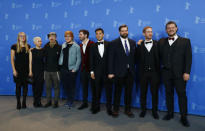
[11,32,30,110]
[29,37,44,108]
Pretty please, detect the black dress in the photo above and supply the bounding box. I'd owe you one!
[31,48,44,75]
[11,44,30,84]
[31,48,45,105]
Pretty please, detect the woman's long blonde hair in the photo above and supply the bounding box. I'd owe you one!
[16,32,29,53]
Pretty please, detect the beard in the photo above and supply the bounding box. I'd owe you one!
[168,31,176,37]
[120,33,128,38]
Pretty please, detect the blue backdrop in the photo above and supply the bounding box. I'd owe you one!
[0,0,205,116]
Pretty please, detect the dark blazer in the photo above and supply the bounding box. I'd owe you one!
[89,41,110,76]
[136,40,160,76]
[108,37,136,77]
[158,36,192,78]
[80,40,95,72]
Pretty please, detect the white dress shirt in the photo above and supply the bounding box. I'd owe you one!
[98,40,104,58]
[144,39,153,52]
[168,34,178,46]
[90,40,104,74]
[120,37,130,53]
[120,37,130,68]
[82,39,89,54]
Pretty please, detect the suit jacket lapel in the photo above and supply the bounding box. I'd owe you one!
[102,41,108,58]
[95,43,102,58]
[128,39,132,55]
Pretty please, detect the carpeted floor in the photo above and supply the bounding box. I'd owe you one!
[0,96,204,131]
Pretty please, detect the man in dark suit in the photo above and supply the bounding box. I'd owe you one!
[108,24,136,118]
[78,29,96,111]
[137,26,160,119]
[89,28,113,116]
[159,21,192,127]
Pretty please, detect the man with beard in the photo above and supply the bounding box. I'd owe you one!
[159,21,192,127]
[108,24,136,118]
[78,29,96,111]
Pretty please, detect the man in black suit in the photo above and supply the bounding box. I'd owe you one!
[137,26,160,119]
[159,21,192,127]
[89,28,113,116]
[108,24,136,118]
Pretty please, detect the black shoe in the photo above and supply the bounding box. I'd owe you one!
[33,101,38,108]
[139,111,146,118]
[38,102,43,107]
[44,101,52,108]
[53,102,59,108]
[16,101,21,110]
[22,101,27,109]
[92,108,100,114]
[180,116,190,127]
[112,111,119,118]
[124,111,135,118]
[78,103,88,110]
[163,113,174,121]
[107,109,113,116]
[152,112,159,119]
[90,104,95,111]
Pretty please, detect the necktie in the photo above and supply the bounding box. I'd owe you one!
[145,41,152,44]
[168,37,174,41]
[124,40,129,56]
[97,42,103,45]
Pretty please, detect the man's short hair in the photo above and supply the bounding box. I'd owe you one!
[143,26,152,33]
[119,24,128,31]
[95,28,104,34]
[79,29,89,38]
[166,21,178,29]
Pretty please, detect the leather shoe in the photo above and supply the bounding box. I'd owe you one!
[163,113,174,120]
[180,116,190,127]
[139,111,146,118]
[124,111,135,118]
[78,103,88,110]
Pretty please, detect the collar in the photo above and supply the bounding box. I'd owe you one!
[144,39,153,43]
[97,39,104,43]
[83,39,89,46]
[169,34,178,40]
[120,37,128,42]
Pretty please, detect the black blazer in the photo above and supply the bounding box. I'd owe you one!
[89,41,110,76]
[158,36,192,78]
[136,40,160,76]
[108,37,136,77]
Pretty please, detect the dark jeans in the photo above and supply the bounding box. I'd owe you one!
[61,69,77,104]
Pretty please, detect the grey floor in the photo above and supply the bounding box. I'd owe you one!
[0,96,204,131]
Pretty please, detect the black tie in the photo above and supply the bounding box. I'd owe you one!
[97,42,103,45]
[168,37,174,41]
[145,41,152,44]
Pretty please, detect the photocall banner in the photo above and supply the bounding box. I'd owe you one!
[0,0,204,116]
